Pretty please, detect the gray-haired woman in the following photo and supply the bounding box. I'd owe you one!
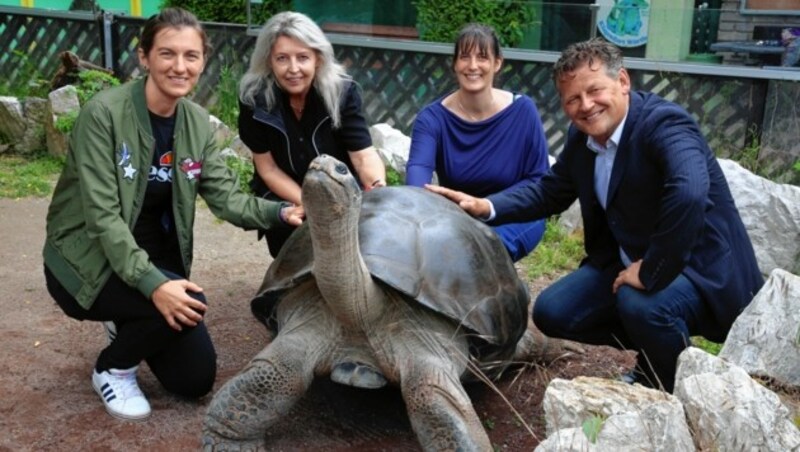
[239,11,386,256]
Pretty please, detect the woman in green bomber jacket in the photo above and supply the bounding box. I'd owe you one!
[42,8,302,421]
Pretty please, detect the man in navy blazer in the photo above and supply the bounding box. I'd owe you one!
[427,38,763,392]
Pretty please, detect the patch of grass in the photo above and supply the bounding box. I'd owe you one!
[692,337,723,356]
[54,111,79,134]
[521,218,584,280]
[0,153,65,198]
[225,155,253,194]
[0,50,50,99]
[208,64,242,131]
[581,413,606,444]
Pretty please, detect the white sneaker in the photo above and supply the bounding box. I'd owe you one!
[102,321,117,345]
[92,366,151,420]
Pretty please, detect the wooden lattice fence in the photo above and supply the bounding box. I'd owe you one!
[1,6,797,182]
[0,8,103,88]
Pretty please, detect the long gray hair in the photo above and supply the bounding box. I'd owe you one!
[239,11,350,128]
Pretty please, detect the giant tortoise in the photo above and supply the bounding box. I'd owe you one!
[203,155,565,451]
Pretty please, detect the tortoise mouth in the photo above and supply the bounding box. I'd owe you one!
[303,155,362,210]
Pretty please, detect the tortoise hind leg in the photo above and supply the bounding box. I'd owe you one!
[203,281,340,450]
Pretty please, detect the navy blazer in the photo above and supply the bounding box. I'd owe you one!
[489,91,763,337]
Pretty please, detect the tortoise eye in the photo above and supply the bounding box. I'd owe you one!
[335,163,348,175]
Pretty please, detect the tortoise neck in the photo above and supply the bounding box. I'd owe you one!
[309,201,385,329]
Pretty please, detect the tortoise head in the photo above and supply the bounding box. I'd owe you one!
[302,155,362,228]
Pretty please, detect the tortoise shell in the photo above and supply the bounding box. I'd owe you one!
[252,185,530,355]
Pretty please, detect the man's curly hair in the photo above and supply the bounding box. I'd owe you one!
[552,38,624,83]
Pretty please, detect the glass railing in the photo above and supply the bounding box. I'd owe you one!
[7,0,799,68]
[243,0,800,68]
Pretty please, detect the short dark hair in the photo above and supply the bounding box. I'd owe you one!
[139,7,211,58]
[451,23,502,69]
[552,38,623,83]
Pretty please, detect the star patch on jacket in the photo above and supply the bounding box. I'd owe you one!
[117,142,137,180]
[179,158,202,181]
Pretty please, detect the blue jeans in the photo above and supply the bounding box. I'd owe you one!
[532,264,718,392]
[494,219,546,262]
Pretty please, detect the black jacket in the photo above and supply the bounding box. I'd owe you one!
[238,81,373,197]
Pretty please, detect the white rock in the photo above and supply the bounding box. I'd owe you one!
[719,158,800,275]
[719,269,800,386]
[541,377,694,451]
[45,85,80,156]
[0,96,26,143]
[675,347,800,451]
[18,98,47,155]
[369,123,410,177]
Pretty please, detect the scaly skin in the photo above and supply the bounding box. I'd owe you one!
[203,280,340,450]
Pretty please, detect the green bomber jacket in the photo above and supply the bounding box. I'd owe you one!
[44,77,283,309]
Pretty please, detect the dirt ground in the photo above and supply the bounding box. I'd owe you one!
[0,196,634,451]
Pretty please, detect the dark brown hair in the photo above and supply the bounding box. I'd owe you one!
[552,38,623,83]
[451,23,502,69]
[139,7,211,57]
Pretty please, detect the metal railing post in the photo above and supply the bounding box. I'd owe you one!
[589,3,599,39]
[103,11,114,71]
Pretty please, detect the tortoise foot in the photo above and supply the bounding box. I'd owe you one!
[202,431,266,452]
[331,361,387,388]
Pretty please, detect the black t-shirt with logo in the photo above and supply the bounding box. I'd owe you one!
[132,111,183,275]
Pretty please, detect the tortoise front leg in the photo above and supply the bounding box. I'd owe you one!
[401,360,491,452]
[202,343,311,451]
[203,281,339,450]
[377,302,491,452]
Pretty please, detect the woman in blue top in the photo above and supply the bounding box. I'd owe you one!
[406,23,550,262]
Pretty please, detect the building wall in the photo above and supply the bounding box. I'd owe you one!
[0,0,159,16]
[717,0,800,64]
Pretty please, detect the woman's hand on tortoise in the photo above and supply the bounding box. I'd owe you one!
[281,204,305,226]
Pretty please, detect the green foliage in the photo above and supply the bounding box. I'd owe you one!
[69,0,98,12]
[51,71,120,137]
[581,413,605,444]
[386,166,403,186]
[793,159,800,174]
[208,64,243,131]
[76,70,120,105]
[225,155,254,194]
[521,218,584,280]
[158,0,291,24]
[0,152,65,198]
[413,0,535,47]
[735,130,763,176]
[0,50,49,99]
[692,337,722,356]
[54,111,79,134]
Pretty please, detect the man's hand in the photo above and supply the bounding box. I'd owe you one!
[152,279,207,331]
[613,259,645,293]
[424,184,492,219]
[281,204,305,226]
